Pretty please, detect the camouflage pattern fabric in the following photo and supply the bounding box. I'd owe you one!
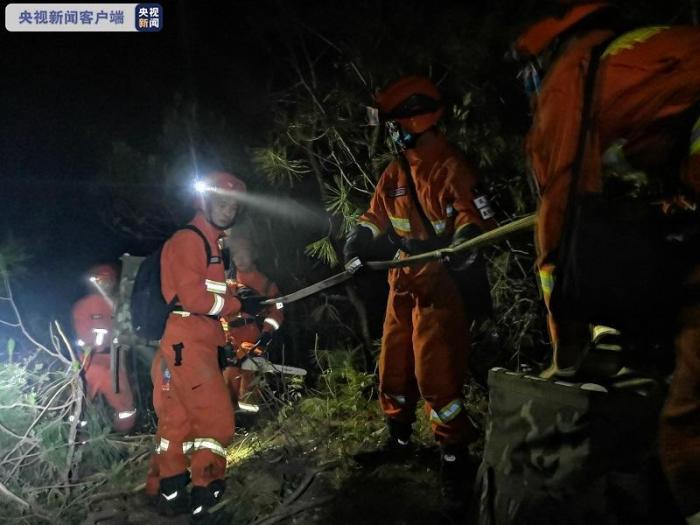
[476,368,682,525]
[111,255,157,374]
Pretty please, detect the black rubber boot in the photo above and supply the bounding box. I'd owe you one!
[190,479,226,523]
[439,445,477,524]
[353,419,414,467]
[157,471,191,517]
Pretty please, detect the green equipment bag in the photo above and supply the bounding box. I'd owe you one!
[475,368,683,525]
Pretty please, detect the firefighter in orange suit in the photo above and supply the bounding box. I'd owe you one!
[514,2,700,520]
[72,264,136,433]
[221,234,284,405]
[153,171,264,520]
[343,76,494,508]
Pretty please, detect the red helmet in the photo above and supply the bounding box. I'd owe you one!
[88,264,118,289]
[194,171,247,211]
[514,2,612,59]
[375,76,444,135]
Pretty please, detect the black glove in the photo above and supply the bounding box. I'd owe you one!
[237,287,265,316]
[444,224,482,271]
[387,229,443,255]
[217,343,240,369]
[343,225,374,273]
[255,331,273,350]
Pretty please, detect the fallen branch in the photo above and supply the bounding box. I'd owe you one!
[0,480,29,509]
[252,496,334,525]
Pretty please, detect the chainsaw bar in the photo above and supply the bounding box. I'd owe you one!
[241,356,308,376]
[262,214,536,306]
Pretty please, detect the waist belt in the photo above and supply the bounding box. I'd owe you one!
[227,317,257,329]
[171,310,219,320]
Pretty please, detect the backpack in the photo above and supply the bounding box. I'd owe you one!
[130,225,213,341]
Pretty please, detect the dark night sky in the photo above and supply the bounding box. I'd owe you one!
[0,1,279,341]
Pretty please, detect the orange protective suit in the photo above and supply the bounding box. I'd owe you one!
[72,293,136,433]
[527,25,700,518]
[222,268,283,404]
[154,211,242,488]
[358,132,490,445]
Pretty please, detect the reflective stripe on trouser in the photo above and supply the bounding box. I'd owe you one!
[155,317,235,487]
[379,269,477,445]
[428,398,464,425]
[660,268,700,518]
[536,261,590,374]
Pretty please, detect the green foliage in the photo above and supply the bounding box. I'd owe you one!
[251,143,310,187]
[0,358,136,524]
[304,236,339,268]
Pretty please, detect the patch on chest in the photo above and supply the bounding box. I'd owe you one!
[387,187,407,198]
[474,195,495,220]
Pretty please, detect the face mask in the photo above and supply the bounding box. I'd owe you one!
[386,120,417,150]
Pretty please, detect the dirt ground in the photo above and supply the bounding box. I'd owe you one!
[80,444,472,525]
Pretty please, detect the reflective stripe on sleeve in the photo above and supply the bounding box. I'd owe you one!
[389,215,411,233]
[602,26,670,58]
[691,116,700,156]
[182,441,194,454]
[205,279,228,294]
[263,318,280,331]
[429,399,463,424]
[539,267,555,298]
[207,294,225,316]
[357,220,381,239]
[431,219,446,235]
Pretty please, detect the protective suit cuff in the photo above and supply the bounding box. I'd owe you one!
[221,296,242,317]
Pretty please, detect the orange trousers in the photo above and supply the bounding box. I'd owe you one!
[83,352,135,433]
[379,270,476,446]
[659,266,700,518]
[152,316,235,488]
[222,366,254,405]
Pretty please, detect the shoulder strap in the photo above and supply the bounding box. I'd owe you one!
[397,154,440,241]
[556,40,611,270]
[178,225,213,266]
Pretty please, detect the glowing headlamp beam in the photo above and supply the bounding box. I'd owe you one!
[88,277,114,309]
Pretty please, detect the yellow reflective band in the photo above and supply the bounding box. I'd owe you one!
[686,510,700,525]
[192,438,227,458]
[389,215,411,233]
[182,441,194,454]
[691,116,700,156]
[205,279,227,294]
[357,220,382,239]
[430,399,463,424]
[207,294,225,316]
[602,26,670,58]
[431,219,446,235]
[454,222,472,236]
[539,269,554,296]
